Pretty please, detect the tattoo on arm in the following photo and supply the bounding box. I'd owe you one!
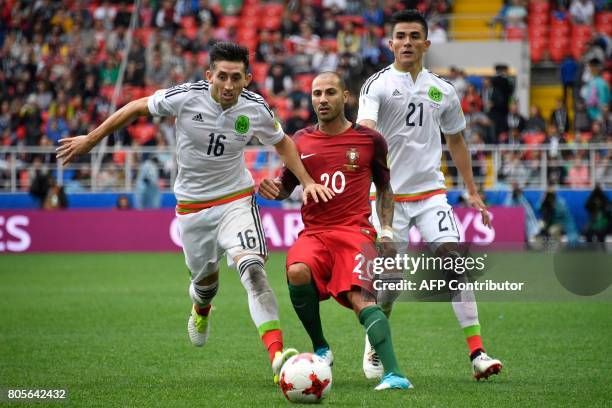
[375,182,394,228]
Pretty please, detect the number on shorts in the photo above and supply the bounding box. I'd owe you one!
[237,229,257,249]
[353,253,374,281]
[437,210,457,233]
[320,171,346,194]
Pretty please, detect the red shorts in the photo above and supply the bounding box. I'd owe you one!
[286,228,378,308]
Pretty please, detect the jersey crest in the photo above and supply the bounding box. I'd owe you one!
[235,115,250,134]
[428,86,443,103]
[345,148,360,171]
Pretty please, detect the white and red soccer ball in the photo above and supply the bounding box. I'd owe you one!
[279,353,332,403]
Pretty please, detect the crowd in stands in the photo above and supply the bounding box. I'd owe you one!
[0,0,609,197]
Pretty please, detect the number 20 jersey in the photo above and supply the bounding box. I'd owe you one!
[280,123,390,232]
[147,81,284,201]
[357,65,466,197]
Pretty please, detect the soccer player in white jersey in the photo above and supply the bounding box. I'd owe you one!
[357,10,503,381]
[57,42,333,384]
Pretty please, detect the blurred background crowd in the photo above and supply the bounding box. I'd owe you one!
[0,0,610,241]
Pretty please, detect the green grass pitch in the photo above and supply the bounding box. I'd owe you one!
[1,253,610,407]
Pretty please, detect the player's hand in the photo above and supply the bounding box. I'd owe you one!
[258,179,282,200]
[302,182,334,205]
[56,135,96,165]
[467,192,491,229]
[377,236,397,259]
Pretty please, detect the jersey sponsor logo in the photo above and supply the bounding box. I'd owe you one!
[392,89,402,97]
[235,115,250,134]
[300,153,316,159]
[428,86,443,103]
[344,148,360,171]
[192,113,205,122]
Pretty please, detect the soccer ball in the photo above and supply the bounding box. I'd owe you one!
[279,353,332,403]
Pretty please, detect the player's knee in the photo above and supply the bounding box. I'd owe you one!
[287,263,312,285]
[238,257,271,296]
[435,244,465,281]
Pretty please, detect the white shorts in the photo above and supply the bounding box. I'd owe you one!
[371,194,460,244]
[177,195,267,282]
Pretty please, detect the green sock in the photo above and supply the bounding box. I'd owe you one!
[359,305,404,377]
[288,282,329,351]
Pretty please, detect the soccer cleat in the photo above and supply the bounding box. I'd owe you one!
[187,305,210,347]
[315,346,334,367]
[272,348,299,384]
[363,335,384,379]
[374,373,413,391]
[472,352,503,380]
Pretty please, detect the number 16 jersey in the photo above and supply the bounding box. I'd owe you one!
[148,80,284,202]
[357,65,466,200]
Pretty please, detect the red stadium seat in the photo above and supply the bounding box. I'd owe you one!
[251,62,270,85]
[258,16,281,31]
[220,16,240,29]
[571,39,589,60]
[572,24,593,41]
[240,16,259,29]
[530,45,546,63]
[528,12,548,26]
[241,4,260,18]
[134,28,155,47]
[595,11,612,26]
[506,27,526,41]
[197,51,209,67]
[529,26,549,40]
[238,28,258,43]
[320,38,338,52]
[260,3,284,18]
[295,74,316,93]
[529,0,550,14]
[180,16,196,29]
[549,42,569,62]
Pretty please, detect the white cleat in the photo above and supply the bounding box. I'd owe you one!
[472,352,503,381]
[315,346,334,367]
[272,348,299,384]
[363,334,384,379]
[187,305,210,347]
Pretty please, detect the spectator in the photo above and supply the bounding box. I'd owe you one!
[320,9,341,39]
[574,98,592,132]
[490,64,514,137]
[363,0,384,27]
[290,22,321,55]
[504,181,540,242]
[584,184,611,243]
[567,153,590,188]
[461,84,483,114]
[506,100,526,137]
[360,25,382,71]
[287,81,309,110]
[29,157,51,208]
[337,21,361,54]
[537,188,579,245]
[581,58,610,122]
[525,105,547,133]
[43,179,68,210]
[590,120,606,143]
[265,64,293,98]
[134,156,161,209]
[312,43,339,73]
[550,98,570,134]
[560,57,578,108]
[428,21,448,44]
[116,194,132,210]
[500,151,529,186]
[448,66,468,99]
[505,0,528,28]
[569,0,595,25]
[45,109,70,145]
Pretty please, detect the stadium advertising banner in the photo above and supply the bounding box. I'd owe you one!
[0,207,524,253]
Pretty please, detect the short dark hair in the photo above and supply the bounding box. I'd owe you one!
[209,42,250,71]
[390,9,428,39]
[314,71,346,91]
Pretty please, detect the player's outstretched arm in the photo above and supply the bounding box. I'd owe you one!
[258,178,294,201]
[273,135,334,205]
[56,97,150,165]
[444,132,491,228]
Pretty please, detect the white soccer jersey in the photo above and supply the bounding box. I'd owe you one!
[357,65,466,198]
[147,81,284,201]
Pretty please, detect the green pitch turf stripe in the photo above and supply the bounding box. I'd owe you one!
[463,324,481,338]
[257,320,281,336]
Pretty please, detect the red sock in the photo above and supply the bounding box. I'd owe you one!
[194,304,211,316]
[262,329,283,363]
[467,335,484,355]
